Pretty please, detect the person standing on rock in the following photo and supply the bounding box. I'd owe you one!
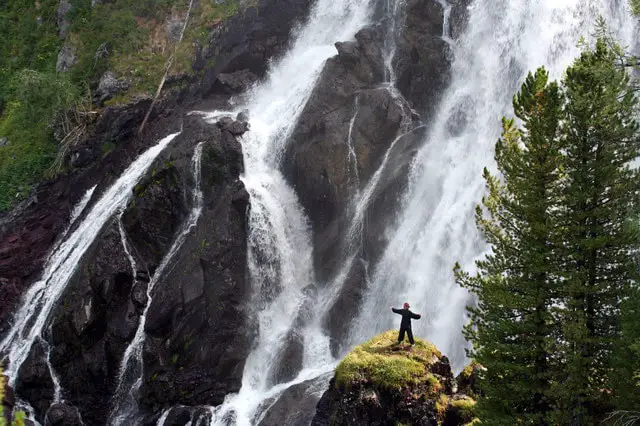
[390,302,421,346]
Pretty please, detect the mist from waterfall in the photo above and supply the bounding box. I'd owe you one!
[351,0,638,371]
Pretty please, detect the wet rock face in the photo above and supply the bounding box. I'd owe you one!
[10,117,250,424]
[394,0,451,115]
[194,0,315,97]
[138,117,251,414]
[14,340,55,419]
[283,0,451,356]
[258,375,332,426]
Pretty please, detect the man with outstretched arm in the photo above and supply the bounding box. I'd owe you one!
[390,302,421,346]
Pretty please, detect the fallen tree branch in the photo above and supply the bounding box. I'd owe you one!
[138,0,195,135]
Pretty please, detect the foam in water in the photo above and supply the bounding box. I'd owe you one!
[68,185,97,228]
[351,0,638,371]
[0,133,180,386]
[110,142,205,424]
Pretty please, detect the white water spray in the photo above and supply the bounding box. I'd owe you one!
[109,142,205,425]
[0,133,180,386]
[351,0,637,371]
[68,185,97,228]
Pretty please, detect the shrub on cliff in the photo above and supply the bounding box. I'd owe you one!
[0,370,26,426]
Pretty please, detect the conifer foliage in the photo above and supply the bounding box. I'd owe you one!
[456,38,640,424]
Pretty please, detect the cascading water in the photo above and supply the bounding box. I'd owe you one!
[0,133,180,387]
[199,0,375,424]
[351,0,638,371]
[2,0,637,424]
[109,142,205,425]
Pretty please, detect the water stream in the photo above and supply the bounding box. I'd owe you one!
[0,133,180,386]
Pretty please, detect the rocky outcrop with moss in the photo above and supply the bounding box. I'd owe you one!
[311,331,478,426]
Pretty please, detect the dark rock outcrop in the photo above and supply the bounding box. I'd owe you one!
[455,362,483,397]
[258,375,331,426]
[2,374,16,424]
[10,116,250,424]
[138,117,251,414]
[283,0,451,356]
[193,0,315,98]
[95,71,131,104]
[44,402,84,425]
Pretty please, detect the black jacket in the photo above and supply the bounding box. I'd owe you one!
[392,308,421,329]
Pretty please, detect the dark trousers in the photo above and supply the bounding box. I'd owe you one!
[398,326,414,344]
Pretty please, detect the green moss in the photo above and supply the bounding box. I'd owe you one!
[171,353,179,364]
[435,394,450,421]
[335,330,441,390]
[451,396,477,422]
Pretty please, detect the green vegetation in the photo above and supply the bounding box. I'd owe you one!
[450,396,476,422]
[335,330,441,391]
[456,36,640,425]
[0,369,26,426]
[0,0,240,211]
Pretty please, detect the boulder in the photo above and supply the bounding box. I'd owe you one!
[56,0,72,37]
[258,375,331,426]
[455,362,484,397]
[167,19,185,45]
[44,402,84,425]
[215,69,259,94]
[95,71,131,104]
[56,42,76,72]
[217,116,250,136]
[311,331,473,426]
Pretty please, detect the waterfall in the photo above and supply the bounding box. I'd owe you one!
[200,0,374,423]
[109,142,205,425]
[351,0,638,371]
[2,0,637,424]
[0,133,180,387]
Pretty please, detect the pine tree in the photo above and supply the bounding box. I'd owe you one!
[612,281,640,410]
[553,39,640,424]
[455,68,563,425]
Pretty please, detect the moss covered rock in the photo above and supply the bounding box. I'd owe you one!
[313,331,478,426]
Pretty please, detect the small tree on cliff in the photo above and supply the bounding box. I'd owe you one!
[553,39,640,423]
[455,67,563,425]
